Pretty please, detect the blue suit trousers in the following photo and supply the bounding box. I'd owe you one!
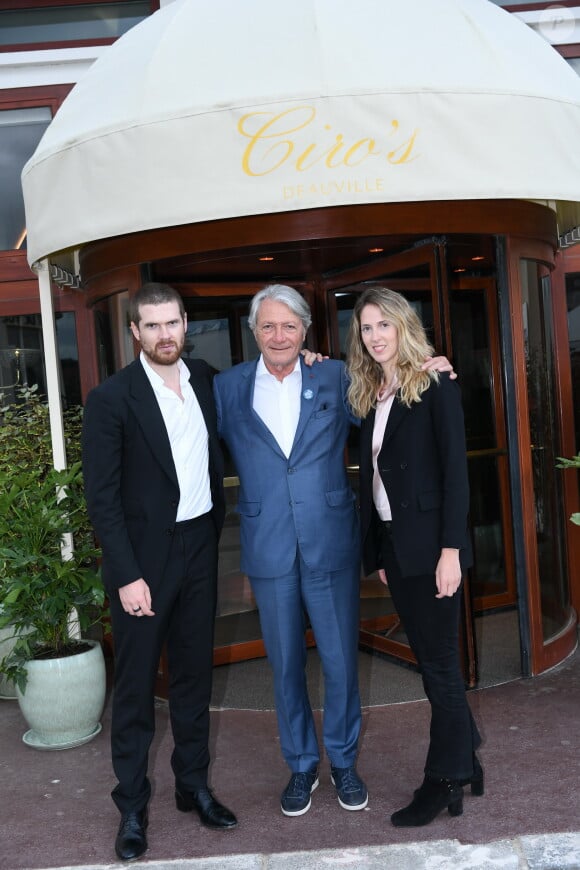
[249,551,362,773]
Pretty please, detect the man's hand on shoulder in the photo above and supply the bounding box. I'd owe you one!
[301,348,329,367]
[422,356,457,380]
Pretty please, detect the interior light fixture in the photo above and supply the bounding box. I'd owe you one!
[259,256,274,261]
[368,247,384,253]
[454,267,466,273]
[471,255,485,261]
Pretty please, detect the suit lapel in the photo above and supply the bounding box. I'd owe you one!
[242,359,287,459]
[361,407,376,473]
[290,358,320,454]
[127,359,178,487]
[381,397,409,448]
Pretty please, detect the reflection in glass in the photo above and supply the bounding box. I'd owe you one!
[0,108,52,251]
[521,261,570,641]
[468,455,507,597]
[0,312,80,408]
[565,272,580,452]
[215,481,261,647]
[0,3,150,45]
[450,291,495,450]
[184,316,231,372]
[449,289,510,602]
[93,291,133,381]
[240,315,259,361]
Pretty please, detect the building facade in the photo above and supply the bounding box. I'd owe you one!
[1,0,579,688]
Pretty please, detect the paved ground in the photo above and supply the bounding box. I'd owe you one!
[1,645,578,870]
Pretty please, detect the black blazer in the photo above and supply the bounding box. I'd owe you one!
[359,373,472,578]
[82,358,225,594]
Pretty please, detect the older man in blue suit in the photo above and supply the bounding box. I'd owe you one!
[214,284,367,817]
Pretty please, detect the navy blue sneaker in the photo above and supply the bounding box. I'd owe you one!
[330,765,368,810]
[280,769,319,816]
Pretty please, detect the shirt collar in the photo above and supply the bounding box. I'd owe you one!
[140,352,189,391]
[256,354,301,380]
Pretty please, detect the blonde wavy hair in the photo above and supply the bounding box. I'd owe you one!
[346,286,438,418]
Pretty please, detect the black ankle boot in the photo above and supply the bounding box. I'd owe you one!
[391,776,463,827]
[461,753,484,796]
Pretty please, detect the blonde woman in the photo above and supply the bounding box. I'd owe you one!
[347,286,483,827]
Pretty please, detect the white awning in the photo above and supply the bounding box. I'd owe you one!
[22,0,580,266]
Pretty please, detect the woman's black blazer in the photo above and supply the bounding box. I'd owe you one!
[359,372,473,578]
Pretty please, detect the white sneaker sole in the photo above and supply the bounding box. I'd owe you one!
[280,777,319,817]
[337,793,369,811]
[331,775,369,811]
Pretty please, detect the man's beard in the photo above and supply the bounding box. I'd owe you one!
[143,337,184,366]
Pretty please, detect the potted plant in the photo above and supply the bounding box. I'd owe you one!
[0,387,107,749]
[556,453,580,526]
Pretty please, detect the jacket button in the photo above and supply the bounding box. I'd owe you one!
[380,466,391,474]
[400,461,408,469]
[166,528,173,535]
[400,500,409,509]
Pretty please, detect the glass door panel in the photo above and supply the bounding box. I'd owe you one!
[449,282,517,610]
[521,261,570,642]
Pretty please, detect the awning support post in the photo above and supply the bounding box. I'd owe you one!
[37,257,67,472]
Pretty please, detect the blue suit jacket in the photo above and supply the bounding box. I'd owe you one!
[214,357,360,578]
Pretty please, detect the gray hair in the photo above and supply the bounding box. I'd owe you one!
[248,284,312,333]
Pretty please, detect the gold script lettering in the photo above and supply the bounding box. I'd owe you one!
[238,107,316,177]
[239,106,419,177]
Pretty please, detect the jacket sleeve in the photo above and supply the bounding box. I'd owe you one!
[429,374,471,550]
[81,387,142,592]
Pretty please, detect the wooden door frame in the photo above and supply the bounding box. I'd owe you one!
[505,236,578,675]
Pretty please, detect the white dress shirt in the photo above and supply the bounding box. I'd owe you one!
[252,355,302,458]
[140,353,212,521]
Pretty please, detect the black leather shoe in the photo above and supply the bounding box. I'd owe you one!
[115,808,148,861]
[175,787,237,829]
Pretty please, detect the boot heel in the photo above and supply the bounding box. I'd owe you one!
[470,756,484,796]
[448,796,463,816]
[470,775,484,797]
[461,754,484,797]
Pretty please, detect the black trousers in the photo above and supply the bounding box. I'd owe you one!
[108,513,218,814]
[379,521,481,781]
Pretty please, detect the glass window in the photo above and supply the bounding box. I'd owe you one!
[0,107,52,251]
[0,312,81,408]
[565,272,580,452]
[184,313,232,373]
[0,3,150,46]
[566,58,580,76]
[92,291,133,380]
[521,261,570,641]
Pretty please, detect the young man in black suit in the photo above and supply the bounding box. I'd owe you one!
[82,283,237,862]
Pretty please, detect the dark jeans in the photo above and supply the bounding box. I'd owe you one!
[379,521,481,781]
